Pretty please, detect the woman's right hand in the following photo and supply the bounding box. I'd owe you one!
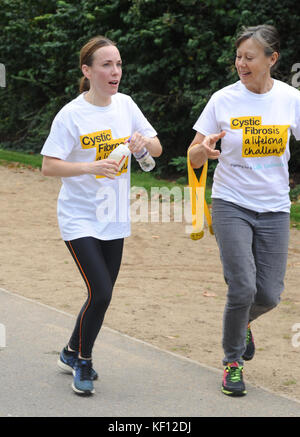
[201,131,226,160]
[188,130,226,168]
[87,159,120,179]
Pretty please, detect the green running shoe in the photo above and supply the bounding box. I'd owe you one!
[222,361,247,396]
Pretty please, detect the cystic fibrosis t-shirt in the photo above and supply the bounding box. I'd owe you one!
[193,79,300,212]
[41,92,157,241]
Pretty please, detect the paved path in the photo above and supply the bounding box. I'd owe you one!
[0,287,299,417]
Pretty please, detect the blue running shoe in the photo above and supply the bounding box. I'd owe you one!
[57,347,98,380]
[57,347,77,373]
[72,359,95,396]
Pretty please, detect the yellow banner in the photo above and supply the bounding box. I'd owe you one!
[230,116,290,158]
[79,129,130,178]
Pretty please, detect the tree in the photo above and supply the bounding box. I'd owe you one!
[0,0,299,176]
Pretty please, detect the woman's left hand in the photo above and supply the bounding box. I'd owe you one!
[127,132,148,154]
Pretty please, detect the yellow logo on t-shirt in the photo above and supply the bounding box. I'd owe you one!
[230,116,290,157]
[79,129,130,178]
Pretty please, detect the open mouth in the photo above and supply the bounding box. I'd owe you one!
[240,72,251,77]
[109,80,119,85]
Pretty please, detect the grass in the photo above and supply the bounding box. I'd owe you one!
[0,148,184,189]
[130,169,185,193]
[0,149,43,168]
[0,148,298,228]
[290,204,300,230]
[283,379,297,386]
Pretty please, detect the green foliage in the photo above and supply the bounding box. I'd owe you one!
[0,0,300,177]
[291,203,300,230]
[169,156,187,175]
[290,185,300,202]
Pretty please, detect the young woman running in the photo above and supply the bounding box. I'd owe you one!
[41,36,162,395]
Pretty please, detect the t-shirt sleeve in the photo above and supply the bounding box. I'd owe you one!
[129,98,157,138]
[40,112,76,160]
[193,94,221,136]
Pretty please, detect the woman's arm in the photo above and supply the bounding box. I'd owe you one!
[41,156,120,179]
[188,131,226,169]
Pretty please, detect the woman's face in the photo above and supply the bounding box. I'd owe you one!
[82,45,122,99]
[235,37,277,92]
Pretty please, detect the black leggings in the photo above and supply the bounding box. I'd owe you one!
[65,236,124,359]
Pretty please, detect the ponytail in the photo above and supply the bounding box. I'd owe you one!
[79,76,90,93]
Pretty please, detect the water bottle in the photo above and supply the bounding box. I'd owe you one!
[108,143,131,172]
[133,148,156,172]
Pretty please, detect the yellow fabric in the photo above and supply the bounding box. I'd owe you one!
[187,147,214,240]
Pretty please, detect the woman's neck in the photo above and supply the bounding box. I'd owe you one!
[84,89,112,107]
[245,77,274,94]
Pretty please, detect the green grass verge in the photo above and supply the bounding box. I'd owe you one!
[291,203,300,230]
[0,149,43,168]
[130,169,185,193]
[0,148,298,228]
[0,148,185,191]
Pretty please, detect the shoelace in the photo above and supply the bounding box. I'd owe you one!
[226,365,243,382]
[79,361,92,381]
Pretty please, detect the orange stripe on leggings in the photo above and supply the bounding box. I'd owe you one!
[68,241,92,357]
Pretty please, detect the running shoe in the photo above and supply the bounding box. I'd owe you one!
[57,346,98,380]
[242,324,255,361]
[72,358,95,396]
[222,361,247,396]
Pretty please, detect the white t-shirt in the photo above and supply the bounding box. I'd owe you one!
[193,79,300,212]
[41,92,157,241]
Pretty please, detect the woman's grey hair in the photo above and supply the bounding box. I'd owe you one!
[235,24,280,57]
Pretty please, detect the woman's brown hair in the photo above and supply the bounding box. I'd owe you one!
[235,25,280,72]
[79,36,116,93]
